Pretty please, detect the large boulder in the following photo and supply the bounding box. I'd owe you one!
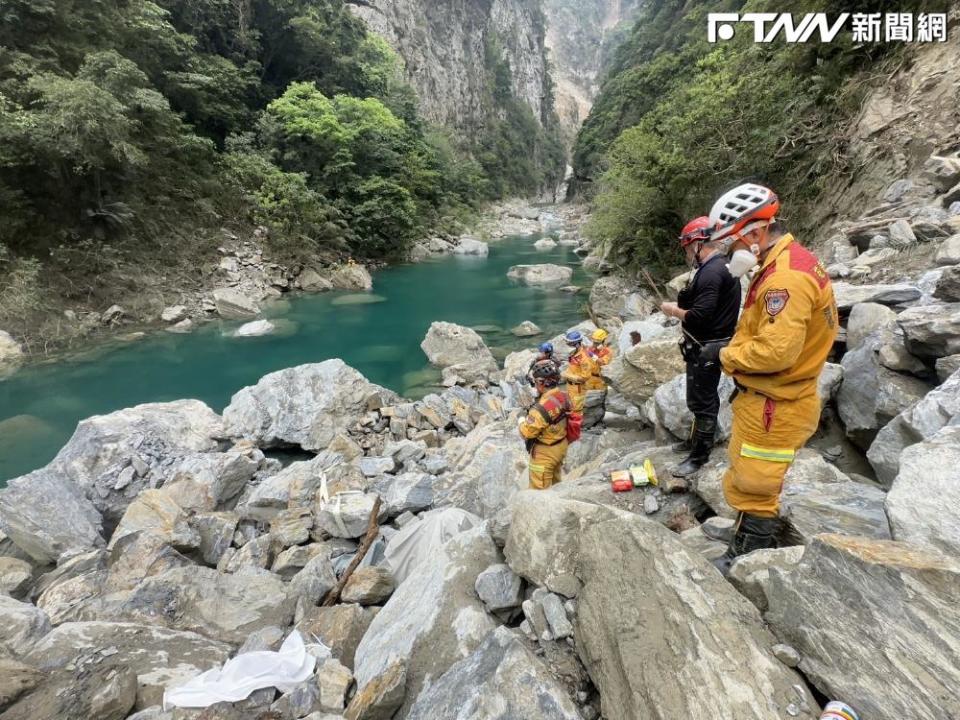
[1,662,137,720]
[405,626,581,720]
[296,604,376,670]
[831,282,921,312]
[0,472,104,565]
[845,302,897,351]
[353,526,500,718]
[224,360,395,451]
[576,508,818,719]
[432,419,528,518]
[212,287,260,319]
[652,372,735,441]
[237,451,358,521]
[26,400,223,523]
[23,621,231,710]
[159,451,259,513]
[866,368,960,486]
[765,534,960,719]
[0,657,42,710]
[837,339,930,447]
[885,425,960,556]
[450,237,489,256]
[588,275,632,324]
[0,596,51,657]
[603,335,684,407]
[419,322,498,384]
[897,303,960,358]
[108,490,200,551]
[328,263,373,291]
[506,264,573,286]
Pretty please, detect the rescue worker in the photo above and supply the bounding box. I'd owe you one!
[561,330,596,413]
[586,328,614,418]
[660,216,741,478]
[519,360,571,489]
[527,342,559,385]
[697,184,838,574]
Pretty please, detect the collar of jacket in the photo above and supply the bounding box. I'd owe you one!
[757,233,794,274]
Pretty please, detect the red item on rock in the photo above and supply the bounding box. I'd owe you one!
[611,479,634,493]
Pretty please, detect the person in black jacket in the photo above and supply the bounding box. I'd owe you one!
[660,216,741,477]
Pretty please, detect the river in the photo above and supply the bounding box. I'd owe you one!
[0,235,589,483]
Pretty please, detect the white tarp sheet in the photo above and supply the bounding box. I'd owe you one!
[163,631,319,710]
[384,507,481,585]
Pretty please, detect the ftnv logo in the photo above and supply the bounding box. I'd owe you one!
[708,12,948,44]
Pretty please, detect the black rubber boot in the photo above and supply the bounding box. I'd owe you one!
[700,522,734,544]
[671,420,695,454]
[672,416,717,478]
[712,513,782,576]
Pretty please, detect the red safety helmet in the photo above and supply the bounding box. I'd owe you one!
[679,216,713,247]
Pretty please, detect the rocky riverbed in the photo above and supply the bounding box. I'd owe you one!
[3,165,960,719]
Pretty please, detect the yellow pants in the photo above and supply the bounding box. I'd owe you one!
[529,439,568,490]
[566,382,587,412]
[722,391,820,517]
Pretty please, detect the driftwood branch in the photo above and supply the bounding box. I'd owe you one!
[321,495,382,607]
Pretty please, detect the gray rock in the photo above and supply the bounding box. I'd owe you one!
[781,474,891,545]
[0,556,32,598]
[1,662,136,720]
[845,302,896,351]
[474,563,522,611]
[298,267,334,292]
[0,471,104,565]
[898,303,960,358]
[0,595,51,657]
[450,237,489,256]
[837,339,931,447]
[405,626,581,720]
[832,282,921,311]
[575,507,817,719]
[533,237,557,250]
[193,511,240,566]
[679,521,730,562]
[376,472,434,517]
[109,489,200,551]
[23,621,231,709]
[765,534,960,719]
[317,658,353,713]
[360,456,395,477]
[866,368,960,486]
[166,319,193,334]
[727,546,804,612]
[160,306,188,323]
[643,494,659,515]
[653,372,734,442]
[878,340,929,376]
[887,218,917,247]
[161,451,259,512]
[328,263,373,291]
[882,178,913,202]
[317,492,379,539]
[344,659,405,720]
[772,643,801,668]
[289,554,337,607]
[238,451,356,521]
[271,507,314,548]
[234,319,275,337]
[238,625,285,654]
[353,526,499,718]
[922,154,960,191]
[936,353,960,382]
[935,234,960,265]
[603,335,685,407]
[219,532,272,573]
[521,596,550,639]
[297,604,375,670]
[506,264,573,286]
[271,543,325,578]
[272,679,321,718]
[420,322,498,383]
[0,657,43,711]
[342,566,395,605]
[511,320,541,337]
[540,591,573,639]
[30,548,107,602]
[224,360,395,451]
[212,287,260,319]
[934,264,960,301]
[588,275,636,324]
[433,419,528,518]
[885,425,960,556]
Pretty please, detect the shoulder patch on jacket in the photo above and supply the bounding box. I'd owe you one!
[788,243,829,289]
[764,289,790,316]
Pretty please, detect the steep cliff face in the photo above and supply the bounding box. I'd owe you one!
[543,0,646,142]
[347,0,549,134]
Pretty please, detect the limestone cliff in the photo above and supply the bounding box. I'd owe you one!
[347,0,551,134]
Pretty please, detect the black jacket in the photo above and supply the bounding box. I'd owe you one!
[677,254,740,343]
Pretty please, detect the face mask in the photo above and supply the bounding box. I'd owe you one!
[728,248,758,278]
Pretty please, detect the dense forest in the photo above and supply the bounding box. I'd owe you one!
[574,0,944,273]
[0,0,564,343]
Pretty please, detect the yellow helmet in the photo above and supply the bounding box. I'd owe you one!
[591,328,609,343]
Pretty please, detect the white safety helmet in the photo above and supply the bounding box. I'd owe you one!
[708,184,780,245]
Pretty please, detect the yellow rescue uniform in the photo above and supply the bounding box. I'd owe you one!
[586,344,613,391]
[562,347,596,412]
[519,387,570,490]
[719,234,838,517]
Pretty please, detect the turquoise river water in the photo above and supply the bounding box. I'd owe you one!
[0,235,589,483]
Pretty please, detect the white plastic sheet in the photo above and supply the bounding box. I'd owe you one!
[385,507,480,585]
[162,630,318,710]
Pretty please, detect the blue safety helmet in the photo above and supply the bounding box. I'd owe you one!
[565,330,583,344]
[538,342,554,354]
